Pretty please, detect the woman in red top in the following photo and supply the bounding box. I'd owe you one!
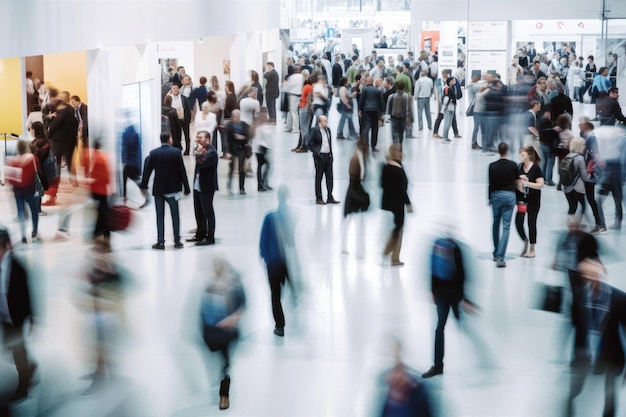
[87,141,112,241]
[8,140,44,244]
[293,72,315,152]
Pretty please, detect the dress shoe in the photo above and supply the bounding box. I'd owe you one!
[152,243,165,250]
[557,184,562,191]
[326,197,340,204]
[258,186,268,192]
[295,148,308,153]
[174,242,184,249]
[422,366,443,378]
[195,238,215,246]
[39,211,47,216]
[472,144,482,150]
[454,134,462,138]
[185,237,200,242]
[274,327,285,337]
[336,134,346,139]
[316,199,326,205]
[265,185,273,191]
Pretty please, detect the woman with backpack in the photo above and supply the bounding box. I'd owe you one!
[561,137,591,218]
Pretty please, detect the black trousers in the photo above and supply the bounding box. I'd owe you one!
[52,141,76,175]
[314,153,334,200]
[92,193,110,239]
[181,119,191,154]
[192,189,216,241]
[122,165,141,198]
[256,152,270,189]
[228,149,247,192]
[361,111,380,149]
[267,262,288,329]
[267,96,278,122]
[515,198,540,244]
[585,182,605,227]
[2,323,32,388]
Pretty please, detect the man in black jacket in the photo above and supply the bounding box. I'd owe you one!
[550,83,573,124]
[358,77,384,152]
[188,131,219,246]
[45,99,79,204]
[0,229,37,402]
[140,133,191,249]
[599,87,626,126]
[309,115,339,205]
[224,110,250,195]
[264,62,280,124]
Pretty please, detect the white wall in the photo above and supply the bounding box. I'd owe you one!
[0,0,281,59]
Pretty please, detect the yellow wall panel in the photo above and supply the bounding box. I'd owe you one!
[0,58,23,135]
[43,51,88,105]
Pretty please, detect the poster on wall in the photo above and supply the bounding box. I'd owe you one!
[466,51,508,83]
[468,21,507,51]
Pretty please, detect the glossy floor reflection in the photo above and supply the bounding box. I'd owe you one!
[1,100,625,416]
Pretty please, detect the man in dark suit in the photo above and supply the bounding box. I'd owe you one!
[187,130,219,246]
[264,62,280,124]
[70,95,88,147]
[331,55,343,89]
[224,110,250,195]
[358,76,385,152]
[550,83,573,124]
[566,258,626,417]
[309,114,339,205]
[161,95,181,146]
[0,229,36,402]
[140,133,191,250]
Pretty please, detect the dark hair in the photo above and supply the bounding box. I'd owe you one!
[588,55,594,60]
[445,77,454,86]
[160,133,171,143]
[556,113,572,130]
[199,76,207,84]
[529,100,540,109]
[609,87,619,94]
[70,95,81,102]
[206,90,217,104]
[498,142,509,156]
[196,130,210,140]
[598,66,608,74]
[339,77,348,87]
[31,121,46,139]
[250,70,259,84]
[396,79,406,91]
[31,103,41,112]
[163,95,172,106]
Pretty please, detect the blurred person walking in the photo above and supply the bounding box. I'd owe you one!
[253,109,273,191]
[200,257,246,410]
[565,258,626,417]
[561,137,591,219]
[0,229,37,402]
[579,120,606,234]
[87,141,113,243]
[121,121,147,206]
[224,110,250,196]
[6,140,45,244]
[140,133,191,250]
[488,142,518,267]
[341,140,370,257]
[515,146,544,258]
[260,186,298,337]
[422,231,478,378]
[381,144,413,266]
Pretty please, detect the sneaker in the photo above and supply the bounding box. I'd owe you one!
[442,138,452,143]
[496,261,507,268]
[152,243,165,250]
[432,133,442,138]
[273,327,285,337]
[472,144,482,150]
[422,366,443,378]
[591,226,607,235]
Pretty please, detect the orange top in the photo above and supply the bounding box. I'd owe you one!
[299,84,313,109]
[87,149,112,195]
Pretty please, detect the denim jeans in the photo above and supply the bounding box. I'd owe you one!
[442,110,454,139]
[337,107,357,137]
[471,113,483,146]
[15,193,38,239]
[491,190,516,262]
[540,144,555,183]
[299,108,312,148]
[434,294,462,368]
[417,97,432,130]
[390,117,406,144]
[154,195,181,244]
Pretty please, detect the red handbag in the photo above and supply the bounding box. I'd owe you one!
[516,202,528,213]
[108,205,133,231]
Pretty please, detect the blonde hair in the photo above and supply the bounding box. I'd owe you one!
[569,137,586,154]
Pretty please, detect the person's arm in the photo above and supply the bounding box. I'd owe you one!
[139,155,152,190]
[179,155,190,195]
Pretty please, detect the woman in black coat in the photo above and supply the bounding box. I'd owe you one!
[381,144,413,266]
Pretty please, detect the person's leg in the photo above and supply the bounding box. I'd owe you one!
[337,110,347,136]
[154,196,165,244]
[15,195,26,240]
[324,155,334,199]
[314,157,323,200]
[122,165,130,198]
[92,193,108,239]
[268,267,285,329]
[528,200,540,245]
[472,114,481,146]
[451,112,459,136]
[417,98,425,130]
[496,197,515,261]
[183,121,191,154]
[390,118,400,143]
[612,172,623,225]
[227,158,234,192]
[433,112,443,134]
[585,182,605,228]
[515,211,527,242]
[398,122,406,145]
[576,191,586,216]
[424,98,432,129]
[434,296,451,369]
[299,109,311,148]
[166,196,181,244]
[442,111,452,139]
[199,190,216,241]
[360,112,372,143]
[237,151,246,192]
[193,190,206,239]
[491,195,503,258]
[603,369,619,417]
[347,112,357,137]
[3,324,32,393]
[565,191,578,215]
[285,96,293,131]
[370,112,379,149]
[267,96,277,122]
[390,211,405,263]
[256,153,265,189]
[290,95,300,131]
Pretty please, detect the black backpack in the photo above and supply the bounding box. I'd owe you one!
[558,154,580,186]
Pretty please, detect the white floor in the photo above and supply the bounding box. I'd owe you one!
[1,100,625,417]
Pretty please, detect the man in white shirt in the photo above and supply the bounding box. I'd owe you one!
[369,59,386,82]
[414,69,434,131]
[239,87,260,126]
[169,84,192,154]
[283,66,304,133]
